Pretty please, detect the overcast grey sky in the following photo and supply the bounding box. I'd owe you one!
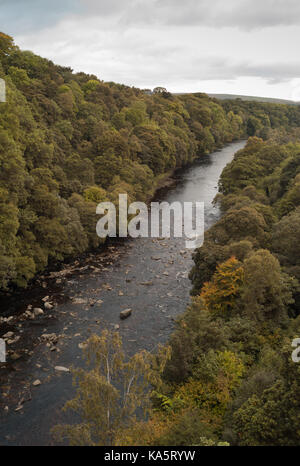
[2,0,300,99]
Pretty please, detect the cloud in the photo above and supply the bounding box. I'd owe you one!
[4,0,300,35]
[95,0,300,31]
[190,58,300,84]
[224,0,300,30]
[2,0,81,34]
[78,0,127,17]
[6,0,300,99]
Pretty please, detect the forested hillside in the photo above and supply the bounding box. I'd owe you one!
[132,137,300,446]
[1,30,300,296]
[208,93,298,106]
[0,33,246,291]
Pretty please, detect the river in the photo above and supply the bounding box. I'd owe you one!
[0,140,245,445]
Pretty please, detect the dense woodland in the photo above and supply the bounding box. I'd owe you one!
[146,136,300,446]
[0,33,244,291]
[2,32,300,292]
[1,34,300,446]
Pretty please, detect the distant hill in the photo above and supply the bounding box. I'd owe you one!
[207,93,299,106]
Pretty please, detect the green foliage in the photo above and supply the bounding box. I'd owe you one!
[1,34,256,290]
[52,330,170,446]
[183,134,300,446]
[0,32,16,59]
[200,257,244,317]
[242,249,294,323]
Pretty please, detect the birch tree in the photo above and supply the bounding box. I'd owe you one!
[52,330,170,445]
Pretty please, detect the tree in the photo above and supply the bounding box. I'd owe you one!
[144,351,244,446]
[242,249,294,323]
[52,330,170,446]
[153,87,167,94]
[200,257,244,318]
[0,32,15,59]
[272,206,300,270]
[209,206,268,247]
[174,350,245,417]
[163,302,229,384]
[231,341,300,446]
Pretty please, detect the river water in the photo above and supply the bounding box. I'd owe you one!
[0,140,245,445]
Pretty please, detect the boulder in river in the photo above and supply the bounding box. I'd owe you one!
[44,302,53,310]
[120,308,132,320]
[24,310,35,320]
[32,379,41,387]
[54,366,70,373]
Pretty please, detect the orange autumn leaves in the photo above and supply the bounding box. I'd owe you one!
[199,256,244,317]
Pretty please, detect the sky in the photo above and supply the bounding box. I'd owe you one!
[2,0,300,100]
